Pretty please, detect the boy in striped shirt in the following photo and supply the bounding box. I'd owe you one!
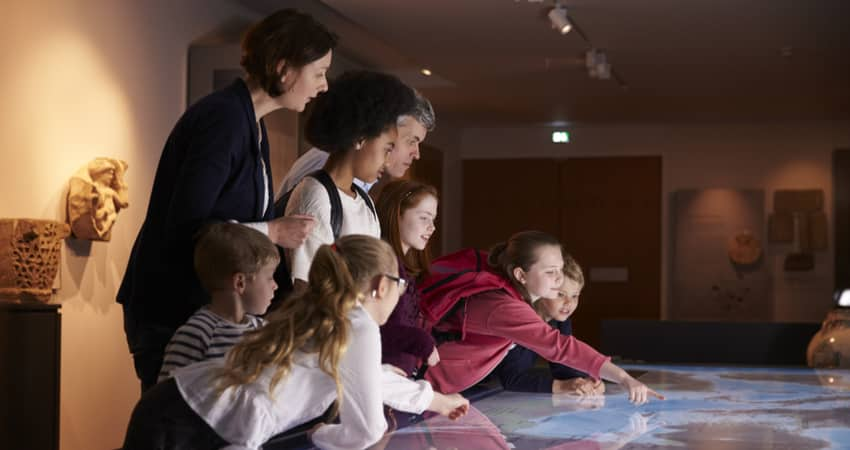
[157,222,279,382]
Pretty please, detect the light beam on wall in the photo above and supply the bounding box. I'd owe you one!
[12,31,133,210]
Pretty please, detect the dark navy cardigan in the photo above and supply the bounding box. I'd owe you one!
[118,79,273,334]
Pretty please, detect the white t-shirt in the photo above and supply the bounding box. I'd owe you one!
[276,147,375,200]
[174,305,434,450]
[285,176,380,282]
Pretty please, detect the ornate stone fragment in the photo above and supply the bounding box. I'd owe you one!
[0,219,70,303]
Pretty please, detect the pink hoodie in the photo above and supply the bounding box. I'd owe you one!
[425,288,610,394]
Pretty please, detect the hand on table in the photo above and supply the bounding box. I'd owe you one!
[429,392,470,420]
[620,376,664,405]
[553,377,605,396]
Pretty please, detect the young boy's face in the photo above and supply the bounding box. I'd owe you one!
[242,261,278,315]
[539,278,582,322]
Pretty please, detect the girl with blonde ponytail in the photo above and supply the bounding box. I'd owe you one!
[123,235,469,450]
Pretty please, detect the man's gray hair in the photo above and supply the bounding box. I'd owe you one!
[399,89,436,131]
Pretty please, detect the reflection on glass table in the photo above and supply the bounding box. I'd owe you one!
[372,364,850,450]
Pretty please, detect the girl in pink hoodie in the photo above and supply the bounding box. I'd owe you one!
[423,231,663,405]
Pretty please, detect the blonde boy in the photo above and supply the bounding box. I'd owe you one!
[157,223,279,382]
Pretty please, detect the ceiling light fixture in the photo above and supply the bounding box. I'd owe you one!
[547,4,572,34]
[420,68,432,76]
[585,48,611,80]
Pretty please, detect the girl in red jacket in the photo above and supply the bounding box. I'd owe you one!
[423,230,663,405]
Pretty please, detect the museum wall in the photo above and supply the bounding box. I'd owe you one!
[450,121,850,322]
[0,1,257,449]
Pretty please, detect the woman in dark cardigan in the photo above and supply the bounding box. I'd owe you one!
[374,179,440,376]
[118,9,335,392]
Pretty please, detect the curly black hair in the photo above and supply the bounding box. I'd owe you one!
[305,70,416,154]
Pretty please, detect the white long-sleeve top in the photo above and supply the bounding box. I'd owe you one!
[284,176,380,283]
[174,305,433,450]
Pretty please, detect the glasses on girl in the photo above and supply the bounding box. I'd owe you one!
[383,274,408,292]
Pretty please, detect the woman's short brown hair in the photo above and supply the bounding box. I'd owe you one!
[240,9,338,97]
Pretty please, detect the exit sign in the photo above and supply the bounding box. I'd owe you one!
[552,131,570,143]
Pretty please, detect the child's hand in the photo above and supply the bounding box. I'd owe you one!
[621,376,664,405]
[553,377,605,396]
[427,346,440,366]
[428,392,470,420]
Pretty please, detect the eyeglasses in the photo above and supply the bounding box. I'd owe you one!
[383,274,408,292]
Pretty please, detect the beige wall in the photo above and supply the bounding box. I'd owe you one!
[449,121,850,323]
[0,1,256,449]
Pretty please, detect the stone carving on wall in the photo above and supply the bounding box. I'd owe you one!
[67,157,129,241]
[0,219,70,303]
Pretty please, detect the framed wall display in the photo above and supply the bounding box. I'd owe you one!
[672,189,771,320]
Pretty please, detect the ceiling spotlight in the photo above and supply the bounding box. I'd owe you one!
[548,5,572,34]
[420,68,432,76]
[585,48,611,80]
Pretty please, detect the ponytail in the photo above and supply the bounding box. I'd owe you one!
[486,242,509,268]
[216,235,396,419]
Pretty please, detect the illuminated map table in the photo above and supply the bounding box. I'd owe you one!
[372,365,850,450]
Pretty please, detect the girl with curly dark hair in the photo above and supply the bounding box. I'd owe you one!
[284,70,416,291]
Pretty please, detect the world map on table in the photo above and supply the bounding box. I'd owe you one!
[377,365,850,450]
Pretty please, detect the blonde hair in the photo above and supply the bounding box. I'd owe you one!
[216,235,396,418]
[532,253,584,320]
[563,253,584,287]
[193,223,280,293]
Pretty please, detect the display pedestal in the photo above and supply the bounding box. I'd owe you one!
[0,302,61,450]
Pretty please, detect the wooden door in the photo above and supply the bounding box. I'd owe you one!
[559,157,662,347]
[462,159,560,251]
[461,157,662,348]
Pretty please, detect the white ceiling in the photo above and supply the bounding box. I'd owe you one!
[238,0,850,125]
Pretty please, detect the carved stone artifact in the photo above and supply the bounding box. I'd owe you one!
[0,219,70,303]
[67,157,129,241]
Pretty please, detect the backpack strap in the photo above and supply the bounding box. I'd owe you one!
[308,170,343,239]
[352,182,377,220]
[270,170,343,303]
[276,171,373,239]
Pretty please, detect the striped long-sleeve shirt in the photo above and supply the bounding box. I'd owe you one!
[158,307,264,382]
